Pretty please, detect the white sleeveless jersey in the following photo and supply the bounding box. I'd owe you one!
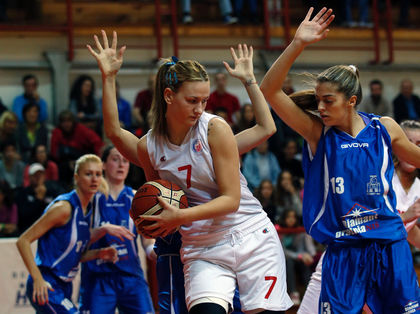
[147,112,266,246]
[392,173,420,232]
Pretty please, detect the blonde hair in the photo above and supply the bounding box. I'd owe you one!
[400,120,420,131]
[0,111,18,129]
[74,154,108,197]
[317,65,363,106]
[151,57,209,137]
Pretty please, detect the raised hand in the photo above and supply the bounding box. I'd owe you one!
[294,7,335,47]
[223,44,255,84]
[87,30,126,77]
[102,224,135,241]
[33,278,54,305]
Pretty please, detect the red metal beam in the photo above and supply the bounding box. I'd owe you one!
[384,0,394,64]
[370,0,380,64]
[65,0,74,61]
[170,0,179,57]
[154,0,163,59]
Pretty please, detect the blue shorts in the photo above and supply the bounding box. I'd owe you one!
[157,254,188,314]
[157,254,243,314]
[320,239,420,314]
[79,271,154,314]
[26,267,77,314]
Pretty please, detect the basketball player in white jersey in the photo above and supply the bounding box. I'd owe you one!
[88,31,292,314]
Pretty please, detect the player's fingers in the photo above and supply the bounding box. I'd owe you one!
[118,46,126,60]
[223,61,233,75]
[304,7,314,22]
[93,34,103,51]
[32,289,36,303]
[111,30,117,50]
[238,43,244,58]
[312,7,327,22]
[249,45,254,59]
[86,45,98,59]
[44,287,49,304]
[318,8,332,25]
[101,29,109,49]
[323,14,335,28]
[243,44,249,58]
[157,196,170,208]
[229,47,238,63]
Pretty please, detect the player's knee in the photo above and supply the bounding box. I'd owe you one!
[189,303,227,314]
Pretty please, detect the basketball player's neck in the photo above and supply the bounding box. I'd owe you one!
[107,179,125,200]
[76,189,94,214]
[166,121,191,146]
[335,110,365,137]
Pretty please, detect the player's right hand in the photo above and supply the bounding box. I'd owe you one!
[402,199,420,224]
[87,30,126,77]
[293,7,334,48]
[33,278,54,305]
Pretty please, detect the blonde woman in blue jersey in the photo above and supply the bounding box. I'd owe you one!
[16,154,135,313]
[88,30,292,314]
[261,7,420,313]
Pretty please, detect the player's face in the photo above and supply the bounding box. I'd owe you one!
[166,80,210,127]
[316,82,352,127]
[104,148,129,183]
[399,128,420,173]
[75,161,103,196]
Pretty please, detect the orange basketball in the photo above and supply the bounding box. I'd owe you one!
[129,180,188,235]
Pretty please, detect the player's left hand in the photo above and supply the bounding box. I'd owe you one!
[402,199,420,224]
[139,196,181,238]
[102,224,135,241]
[223,44,256,85]
[98,247,118,263]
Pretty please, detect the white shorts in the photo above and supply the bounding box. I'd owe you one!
[181,219,293,312]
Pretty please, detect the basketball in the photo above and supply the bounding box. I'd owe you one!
[130,180,188,234]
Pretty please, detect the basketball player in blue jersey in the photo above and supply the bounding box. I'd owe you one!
[16,154,135,313]
[79,146,155,314]
[297,119,420,314]
[88,30,292,314]
[261,7,420,313]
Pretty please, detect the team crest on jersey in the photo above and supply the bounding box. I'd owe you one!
[335,203,379,239]
[160,156,166,162]
[192,139,202,153]
[366,175,381,195]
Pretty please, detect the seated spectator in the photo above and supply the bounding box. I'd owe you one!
[133,74,156,129]
[278,208,316,306]
[242,140,281,192]
[0,111,19,150]
[12,74,48,123]
[341,0,372,27]
[213,106,230,123]
[233,0,258,24]
[276,170,303,217]
[23,144,58,187]
[0,141,25,189]
[254,179,279,224]
[181,0,237,24]
[359,79,393,117]
[50,110,103,187]
[101,81,132,131]
[17,102,48,163]
[0,180,18,237]
[393,79,420,123]
[16,163,64,234]
[233,103,255,134]
[278,139,304,182]
[69,75,101,132]
[206,71,241,125]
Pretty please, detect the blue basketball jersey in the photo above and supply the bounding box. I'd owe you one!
[154,232,183,257]
[84,187,145,277]
[35,190,92,282]
[301,112,407,244]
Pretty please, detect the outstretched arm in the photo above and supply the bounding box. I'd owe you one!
[381,117,420,169]
[87,30,142,166]
[260,7,334,153]
[224,44,276,155]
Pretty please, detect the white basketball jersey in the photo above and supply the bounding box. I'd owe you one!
[392,173,420,232]
[147,112,266,246]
